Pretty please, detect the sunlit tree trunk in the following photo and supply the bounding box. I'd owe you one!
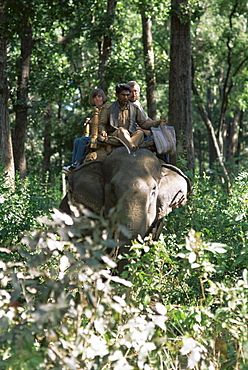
[235,110,243,167]
[168,0,194,170]
[206,86,216,168]
[13,17,33,178]
[225,109,240,163]
[0,2,15,182]
[141,10,156,119]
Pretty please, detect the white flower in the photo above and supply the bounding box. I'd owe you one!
[181,336,206,369]
[85,334,109,359]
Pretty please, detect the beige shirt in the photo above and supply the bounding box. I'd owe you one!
[98,101,159,135]
[115,105,129,129]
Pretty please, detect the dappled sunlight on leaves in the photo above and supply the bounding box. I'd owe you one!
[0,172,248,368]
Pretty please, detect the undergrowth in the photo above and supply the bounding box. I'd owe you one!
[0,169,248,369]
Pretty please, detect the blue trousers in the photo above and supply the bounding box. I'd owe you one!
[72,136,91,163]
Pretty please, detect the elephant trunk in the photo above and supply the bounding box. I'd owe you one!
[105,171,159,244]
[119,193,152,242]
[127,209,147,240]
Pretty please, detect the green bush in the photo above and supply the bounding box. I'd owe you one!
[0,171,248,369]
[0,170,59,248]
[164,171,248,282]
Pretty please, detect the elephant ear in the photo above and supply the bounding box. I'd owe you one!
[157,163,191,219]
[67,161,104,214]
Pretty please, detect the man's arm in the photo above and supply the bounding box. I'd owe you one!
[133,101,153,136]
[133,100,149,119]
[135,106,160,130]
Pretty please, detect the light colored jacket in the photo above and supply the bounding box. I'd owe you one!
[98,100,159,135]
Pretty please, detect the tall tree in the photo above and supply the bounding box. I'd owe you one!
[225,109,240,163]
[98,0,117,93]
[13,15,33,178]
[141,8,157,119]
[192,0,248,172]
[0,1,15,181]
[168,0,194,170]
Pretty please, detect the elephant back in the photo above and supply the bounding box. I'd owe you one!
[67,160,105,214]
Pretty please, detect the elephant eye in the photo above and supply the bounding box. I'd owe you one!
[150,187,157,201]
[148,186,157,215]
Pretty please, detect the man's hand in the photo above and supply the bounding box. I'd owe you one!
[136,127,152,137]
[97,131,108,142]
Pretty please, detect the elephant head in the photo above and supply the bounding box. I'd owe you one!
[60,148,190,244]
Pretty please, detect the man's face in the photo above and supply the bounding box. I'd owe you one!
[128,85,140,103]
[116,90,130,106]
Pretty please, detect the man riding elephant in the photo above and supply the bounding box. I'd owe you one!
[85,83,161,161]
[60,146,190,273]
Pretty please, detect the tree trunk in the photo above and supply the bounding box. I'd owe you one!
[141,10,157,119]
[206,86,216,168]
[0,2,15,182]
[42,105,52,183]
[235,110,243,167]
[208,131,216,169]
[168,0,194,170]
[225,109,240,163]
[13,17,33,178]
[195,129,203,175]
[98,0,116,93]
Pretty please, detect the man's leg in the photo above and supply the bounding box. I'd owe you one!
[131,130,144,147]
[113,127,143,150]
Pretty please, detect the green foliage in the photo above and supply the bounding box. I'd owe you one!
[1,1,248,366]
[0,171,248,369]
[0,169,59,248]
[4,0,247,178]
[191,0,248,170]
[165,169,248,282]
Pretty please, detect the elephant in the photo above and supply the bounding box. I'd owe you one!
[60,147,190,270]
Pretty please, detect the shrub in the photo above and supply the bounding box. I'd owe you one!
[0,170,59,248]
[0,171,248,369]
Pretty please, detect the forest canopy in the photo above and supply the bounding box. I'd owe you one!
[0,0,247,183]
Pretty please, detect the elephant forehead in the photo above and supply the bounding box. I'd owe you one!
[112,174,157,194]
[103,148,161,177]
[131,177,150,190]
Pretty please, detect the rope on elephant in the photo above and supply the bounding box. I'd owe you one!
[106,136,131,154]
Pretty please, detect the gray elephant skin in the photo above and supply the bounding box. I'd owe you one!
[60,148,190,247]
